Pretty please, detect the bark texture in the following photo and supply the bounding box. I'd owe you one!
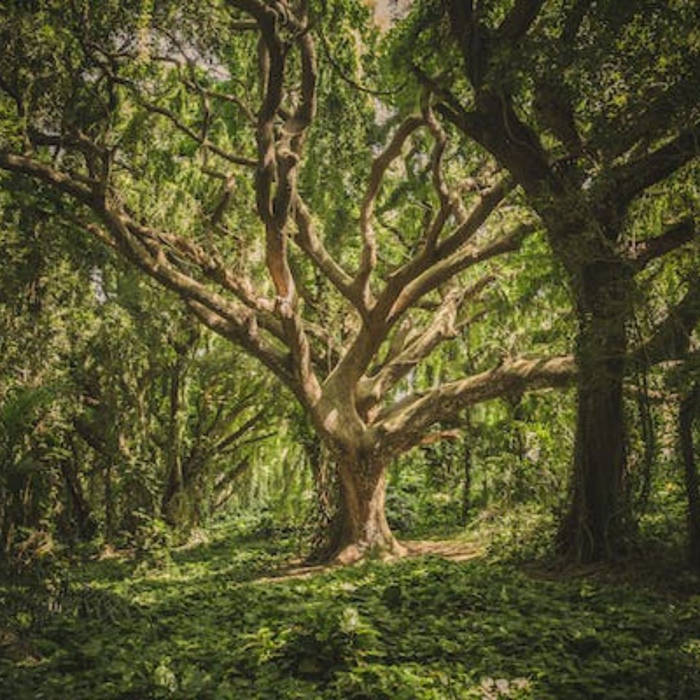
[328,455,405,564]
[558,262,632,561]
[679,384,700,569]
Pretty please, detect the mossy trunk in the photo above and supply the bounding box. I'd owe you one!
[679,384,700,569]
[559,262,632,562]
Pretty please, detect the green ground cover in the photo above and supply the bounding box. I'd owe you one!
[2,520,699,699]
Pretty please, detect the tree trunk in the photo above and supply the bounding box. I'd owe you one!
[304,439,341,564]
[161,358,186,524]
[461,412,473,526]
[559,262,632,562]
[679,384,700,569]
[59,451,95,540]
[326,455,406,564]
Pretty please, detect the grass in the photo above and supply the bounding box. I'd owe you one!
[1,518,699,699]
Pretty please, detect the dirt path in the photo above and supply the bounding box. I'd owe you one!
[257,539,483,583]
[403,539,484,561]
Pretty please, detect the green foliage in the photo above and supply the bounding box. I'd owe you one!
[0,192,283,556]
[0,1,698,693]
[2,522,699,699]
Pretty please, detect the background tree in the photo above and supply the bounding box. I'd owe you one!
[395,0,699,561]
[1,0,696,564]
[0,193,277,561]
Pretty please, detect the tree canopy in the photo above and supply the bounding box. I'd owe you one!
[1,2,700,696]
[0,0,697,563]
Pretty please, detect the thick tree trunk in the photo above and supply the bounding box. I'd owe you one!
[559,262,632,562]
[326,455,406,564]
[679,384,700,569]
[304,439,341,564]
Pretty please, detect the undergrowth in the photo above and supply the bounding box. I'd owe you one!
[1,514,699,699]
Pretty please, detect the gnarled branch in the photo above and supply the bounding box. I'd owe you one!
[374,355,576,455]
[613,122,700,208]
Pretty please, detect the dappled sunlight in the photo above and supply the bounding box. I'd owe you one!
[2,524,699,698]
[1,0,698,697]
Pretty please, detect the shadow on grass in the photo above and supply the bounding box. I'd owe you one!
[3,535,700,699]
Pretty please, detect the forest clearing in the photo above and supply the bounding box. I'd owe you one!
[3,513,700,698]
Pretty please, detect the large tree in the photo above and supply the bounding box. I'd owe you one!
[0,0,692,562]
[397,0,700,561]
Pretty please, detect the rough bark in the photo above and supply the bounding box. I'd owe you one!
[679,384,700,569]
[302,436,341,564]
[327,454,406,564]
[558,262,631,561]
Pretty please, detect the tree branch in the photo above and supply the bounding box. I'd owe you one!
[613,122,700,207]
[374,355,576,454]
[443,0,489,88]
[375,173,512,326]
[561,0,593,44]
[0,149,314,399]
[212,407,267,455]
[353,115,425,306]
[387,221,531,324]
[184,298,300,398]
[119,81,258,168]
[496,0,544,43]
[292,194,364,312]
[633,281,700,365]
[358,274,495,409]
[627,218,696,273]
[0,150,99,205]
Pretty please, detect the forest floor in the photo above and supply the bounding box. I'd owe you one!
[1,517,699,699]
[260,538,485,583]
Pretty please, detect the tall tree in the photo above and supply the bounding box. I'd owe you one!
[1,0,691,562]
[398,0,700,561]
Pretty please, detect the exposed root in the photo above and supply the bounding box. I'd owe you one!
[258,538,482,583]
[333,538,408,565]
